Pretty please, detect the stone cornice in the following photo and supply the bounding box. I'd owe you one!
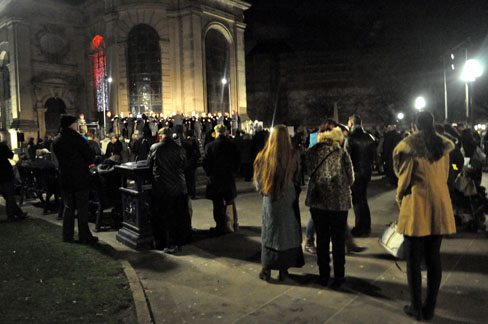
[235,21,246,30]
[0,17,29,29]
[9,119,38,131]
[32,72,81,88]
[201,5,236,23]
[226,0,251,11]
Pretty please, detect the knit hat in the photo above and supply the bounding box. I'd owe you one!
[60,114,78,129]
[214,124,227,135]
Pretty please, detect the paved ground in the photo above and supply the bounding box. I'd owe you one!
[2,173,487,324]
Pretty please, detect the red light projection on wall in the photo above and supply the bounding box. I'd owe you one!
[90,35,107,112]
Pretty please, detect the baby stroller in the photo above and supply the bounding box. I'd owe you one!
[452,165,487,232]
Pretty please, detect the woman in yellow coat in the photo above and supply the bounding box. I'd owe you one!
[393,111,456,321]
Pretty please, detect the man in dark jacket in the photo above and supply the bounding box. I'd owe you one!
[346,115,377,237]
[0,141,27,221]
[148,127,190,253]
[105,135,122,159]
[52,114,97,243]
[203,124,240,234]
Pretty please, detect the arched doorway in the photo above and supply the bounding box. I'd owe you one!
[44,98,66,136]
[205,29,230,114]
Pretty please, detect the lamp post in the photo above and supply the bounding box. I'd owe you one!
[103,76,113,136]
[461,58,483,124]
[220,77,228,114]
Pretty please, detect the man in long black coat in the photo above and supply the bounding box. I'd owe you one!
[52,115,97,243]
[0,141,27,221]
[203,124,240,234]
[148,127,190,253]
[346,114,377,237]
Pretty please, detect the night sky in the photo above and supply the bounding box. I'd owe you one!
[245,0,488,52]
[244,0,488,121]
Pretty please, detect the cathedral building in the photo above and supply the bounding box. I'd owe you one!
[0,0,250,147]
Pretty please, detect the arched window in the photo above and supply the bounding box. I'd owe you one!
[90,35,107,113]
[205,29,230,114]
[0,56,12,130]
[128,24,162,114]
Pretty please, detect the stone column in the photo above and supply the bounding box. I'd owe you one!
[10,22,35,124]
[8,20,37,144]
[191,11,205,114]
[160,39,172,115]
[116,41,128,114]
[180,9,205,114]
[36,106,47,139]
[169,13,182,114]
[105,12,119,115]
[235,22,248,120]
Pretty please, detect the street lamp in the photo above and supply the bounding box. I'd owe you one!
[103,75,113,136]
[397,112,405,120]
[415,96,426,111]
[461,59,484,124]
[461,59,483,82]
[221,77,227,85]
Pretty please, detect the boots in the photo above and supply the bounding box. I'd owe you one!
[259,268,271,282]
[346,236,367,253]
[305,238,317,254]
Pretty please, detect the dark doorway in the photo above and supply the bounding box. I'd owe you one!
[45,97,66,136]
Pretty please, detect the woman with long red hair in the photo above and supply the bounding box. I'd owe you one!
[254,125,304,281]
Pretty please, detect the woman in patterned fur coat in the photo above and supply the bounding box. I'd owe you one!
[306,127,354,290]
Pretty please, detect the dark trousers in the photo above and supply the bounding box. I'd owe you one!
[152,194,191,247]
[385,158,398,185]
[212,198,235,230]
[404,235,443,313]
[0,180,23,219]
[311,209,347,280]
[186,168,197,198]
[351,177,371,233]
[62,190,94,241]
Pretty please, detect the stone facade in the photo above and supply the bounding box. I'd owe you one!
[0,0,250,147]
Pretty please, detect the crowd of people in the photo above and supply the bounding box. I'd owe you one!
[101,110,242,145]
[2,109,487,322]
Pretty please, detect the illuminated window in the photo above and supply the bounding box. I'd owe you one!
[128,24,162,114]
[90,35,107,113]
[205,29,230,113]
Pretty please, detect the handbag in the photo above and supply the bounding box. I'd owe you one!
[378,222,405,259]
[454,169,477,196]
[472,146,486,164]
